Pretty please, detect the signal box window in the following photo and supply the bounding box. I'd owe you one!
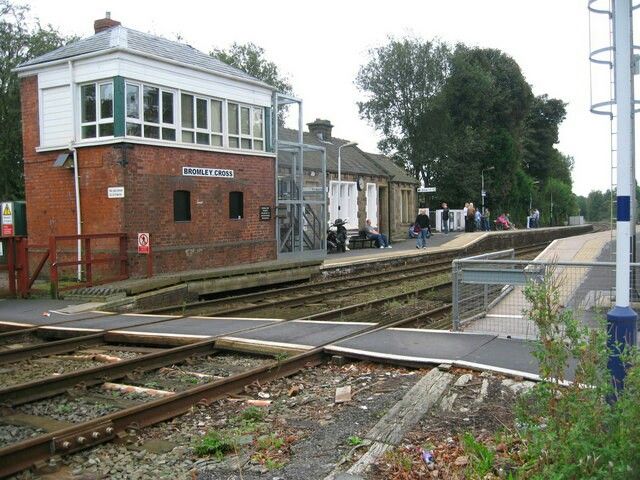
[229,191,243,219]
[174,190,191,222]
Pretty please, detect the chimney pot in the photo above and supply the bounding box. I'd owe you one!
[307,119,334,141]
[94,14,120,34]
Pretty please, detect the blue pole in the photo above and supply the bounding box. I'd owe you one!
[608,0,637,392]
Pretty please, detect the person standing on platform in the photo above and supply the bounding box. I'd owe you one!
[441,203,450,234]
[467,203,476,232]
[483,208,491,231]
[463,202,469,232]
[414,208,431,249]
[533,208,540,228]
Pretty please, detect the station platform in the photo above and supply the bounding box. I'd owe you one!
[323,225,592,273]
[465,229,616,338]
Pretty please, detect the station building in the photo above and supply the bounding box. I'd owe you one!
[15,15,418,281]
[280,120,418,241]
[16,15,282,277]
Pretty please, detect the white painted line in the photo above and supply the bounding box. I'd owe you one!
[388,327,494,336]
[292,320,376,326]
[453,360,541,382]
[485,314,524,319]
[219,336,312,350]
[325,345,452,366]
[109,330,210,339]
[326,346,542,381]
[187,316,283,322]
[41,326,101,332]
[122,313,182,318]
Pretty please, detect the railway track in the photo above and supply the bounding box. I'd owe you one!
[0,243,547,366]
[0,243,547,477]
[0,302,452,478]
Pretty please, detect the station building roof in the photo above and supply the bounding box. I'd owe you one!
[16,24,274,90]
[278,124,418,184]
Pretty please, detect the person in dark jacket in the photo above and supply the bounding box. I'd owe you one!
[441,203,450,234]
[414,208,431,249]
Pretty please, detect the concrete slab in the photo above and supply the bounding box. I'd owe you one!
[40,314,178,333]
[457,337,539,378]
[0,299,106,328]
[120,317,278,339]
[225,320,376,349]
[328,328,496,364]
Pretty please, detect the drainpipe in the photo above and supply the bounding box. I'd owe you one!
[387,177,392,239]
[68,60,82,281]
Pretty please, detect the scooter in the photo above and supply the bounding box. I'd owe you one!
[327,218,349,253]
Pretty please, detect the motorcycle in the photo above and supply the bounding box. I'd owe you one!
[327,218,349,253]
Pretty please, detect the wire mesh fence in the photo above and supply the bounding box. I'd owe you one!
[451,249,634,340]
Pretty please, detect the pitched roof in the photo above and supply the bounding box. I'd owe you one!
[278,128,418,184]
[17,26,273,89]
[278,128,389,177]
[361,152,419,184]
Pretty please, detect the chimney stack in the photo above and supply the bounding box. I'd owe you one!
[307,119,334,141]
[94,12,121,34]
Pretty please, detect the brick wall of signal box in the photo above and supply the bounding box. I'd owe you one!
[20,75,277,279]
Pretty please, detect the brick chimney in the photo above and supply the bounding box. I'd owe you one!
[94,12,120,34]
[307,119,334,141]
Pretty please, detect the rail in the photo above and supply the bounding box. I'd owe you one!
[1,233,129,298]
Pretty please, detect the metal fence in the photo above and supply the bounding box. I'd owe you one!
[451,249,636,340]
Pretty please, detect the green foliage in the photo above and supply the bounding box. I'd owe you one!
[462,432,495,478]
[239,406,265,423]
[194,430,237,458]
[256,433,284,451]
[356,36,576,226]
[0,1,72,199]
[356,36,451,185]
[513,269,640,478]
[347,435,363,446]
[210,42,292,125]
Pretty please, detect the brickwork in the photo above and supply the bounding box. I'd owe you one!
[20,75,276,279]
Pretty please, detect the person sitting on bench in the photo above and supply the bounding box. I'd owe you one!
[365,219,392,249]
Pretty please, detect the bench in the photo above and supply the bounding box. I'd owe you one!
[348,230,378,249]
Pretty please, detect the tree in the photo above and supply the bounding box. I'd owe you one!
[439,46,533,215]
[210,42,292,124]
[0,0,69,200]
[355,37,452,184]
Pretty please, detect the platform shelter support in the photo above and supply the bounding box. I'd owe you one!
[608,0,637,392]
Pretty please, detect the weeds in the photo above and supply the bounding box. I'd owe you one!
[194,430,237,458]
[513,267,640,478]
[462,432,494,478]
[347,435,363,446]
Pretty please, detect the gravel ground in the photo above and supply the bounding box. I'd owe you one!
[0,332,45,348]
[7,361,422,480]
[0,349,144,387]
[0,423,45,448]
[17,394,121,423]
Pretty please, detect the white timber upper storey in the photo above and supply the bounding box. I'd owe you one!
[15,25,277,155]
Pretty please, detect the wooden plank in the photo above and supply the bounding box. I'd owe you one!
[365,367,453,445]
[347,442,392,476]
[324,368,453,479]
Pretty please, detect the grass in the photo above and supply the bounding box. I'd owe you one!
[194,430,237,458]
[347,435,363,446]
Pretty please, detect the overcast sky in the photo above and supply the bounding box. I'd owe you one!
[24,0,638,196]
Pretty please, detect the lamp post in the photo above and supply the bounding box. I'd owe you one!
[337,142,358,216]
[481,166,495,216]
[529,180,540,212]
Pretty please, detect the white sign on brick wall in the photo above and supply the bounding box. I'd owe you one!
[107,186,125,198]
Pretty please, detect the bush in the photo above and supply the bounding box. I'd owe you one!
[514,268,640,478]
